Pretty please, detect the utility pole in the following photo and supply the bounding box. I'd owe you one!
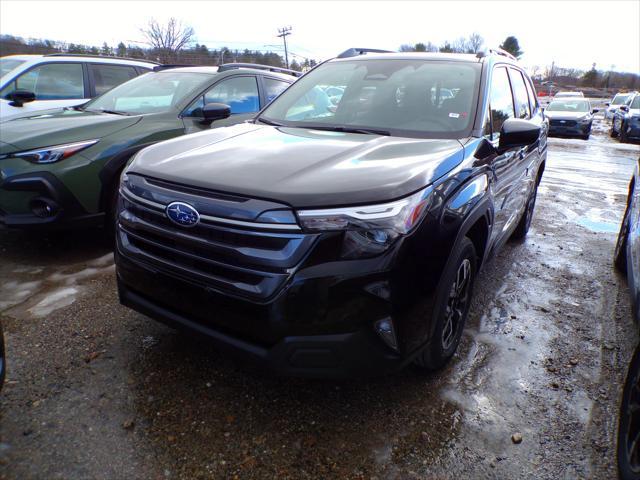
[277,26,292,69]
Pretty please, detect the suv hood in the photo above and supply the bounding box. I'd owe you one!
[128,123,465,208]
[0,109,141,154]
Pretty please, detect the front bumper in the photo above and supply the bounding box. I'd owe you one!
[548,122,591,137]
[624,122,640,140]
[0,171,103,229]
[115,235,406,377]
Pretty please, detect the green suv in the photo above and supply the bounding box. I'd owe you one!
[0,64,297,230]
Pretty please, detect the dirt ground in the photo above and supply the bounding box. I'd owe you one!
[0,117,639,480]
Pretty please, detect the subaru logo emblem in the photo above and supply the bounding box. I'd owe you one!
[166,202,200,227]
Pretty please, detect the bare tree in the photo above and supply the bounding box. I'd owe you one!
[451,37,468,53]
[140,17,195,62]
[467,33,484,53]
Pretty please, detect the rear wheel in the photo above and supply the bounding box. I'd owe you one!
[413,237,476,370]
[512,182,538,240]
[615,201,631,273]
[612,119,620,138]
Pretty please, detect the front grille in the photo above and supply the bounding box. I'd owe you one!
[549,119,577,127]
[117,174,318,301]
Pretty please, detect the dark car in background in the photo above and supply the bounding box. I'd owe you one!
[606,92,634,120]
[0,64,297,232]
[115,49,547,377]
[612,92,640,143]
[545,97,597,140]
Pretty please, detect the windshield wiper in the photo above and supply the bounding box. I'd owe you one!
[305,125,390,136]
[83,108,129,116]
[256,117,283,126]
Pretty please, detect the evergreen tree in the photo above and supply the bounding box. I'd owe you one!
[499,36,523,59]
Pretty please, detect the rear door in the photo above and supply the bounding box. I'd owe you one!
[508,67,542,215]
[87,63,139,97]
[485,65,522,248]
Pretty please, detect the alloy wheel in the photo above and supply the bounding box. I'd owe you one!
[441,258,472,350]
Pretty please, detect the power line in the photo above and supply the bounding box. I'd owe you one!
[276,26,292,69]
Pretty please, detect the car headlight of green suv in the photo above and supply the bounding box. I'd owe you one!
[0,139,98,164]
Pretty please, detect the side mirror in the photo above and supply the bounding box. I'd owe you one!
[620,105,629,112]
[498,118,541,153]
[605,102,610,107]
[201,103,231,124]
[7,89,36,107]
[592,109,599,114]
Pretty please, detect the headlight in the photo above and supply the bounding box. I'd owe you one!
[297,186,434,259]
[7,139,98,164]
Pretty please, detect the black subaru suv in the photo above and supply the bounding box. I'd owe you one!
[115,48,547,377]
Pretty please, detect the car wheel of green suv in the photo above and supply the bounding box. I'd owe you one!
[414,237,476,371]
[612,120,619,138]
[621,123,629,143]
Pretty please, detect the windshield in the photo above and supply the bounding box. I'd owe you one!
[0,58,26,77]
[612,94,630,105]
[555,92,582,98]
[546,99,590,112]
[259,59,481,138]
[84,71,211,115]
[631,96,640,109]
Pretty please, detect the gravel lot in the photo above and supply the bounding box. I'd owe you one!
[0,118,639,480]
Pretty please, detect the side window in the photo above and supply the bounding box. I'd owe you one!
[90,64,138,96]
[204,76,259,114]
[489,67,515,137]
[12,63,85,100]
[509,69,531,119]
[263,77,289,104]
[523,75,538,113]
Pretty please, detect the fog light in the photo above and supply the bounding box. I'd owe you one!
[29,198,59,218]
[374,316,398,351]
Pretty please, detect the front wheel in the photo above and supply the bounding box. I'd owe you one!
[621,123,630,143]
[511,182,539,240]
[612,120,620,138]
[413,237,477,371]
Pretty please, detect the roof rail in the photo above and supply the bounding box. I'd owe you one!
[217,63,303,77]
[489,48,517,61]
[337,48,394,59]
[153,64,199,71]
[45,53,160,64]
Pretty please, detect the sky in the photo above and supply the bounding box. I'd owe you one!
[1,0,639,73]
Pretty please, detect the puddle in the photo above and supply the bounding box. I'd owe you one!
[577,218,619,233]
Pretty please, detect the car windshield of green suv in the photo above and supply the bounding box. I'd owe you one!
[259,59,480,138]
[546,99,590,112]
[612,94,630,105]
[83,71,211,115]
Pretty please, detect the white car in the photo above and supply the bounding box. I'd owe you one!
[0,54,157,121]
[605,92,635,120]
[554,91,584,98]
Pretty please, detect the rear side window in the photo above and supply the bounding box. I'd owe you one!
[509,69,531,119]
[90,64,138,96]
[6,63,85,100]
[523,74,538,113]
[263,77,290,104]
[205,76,259,114]
[489,67,515,137]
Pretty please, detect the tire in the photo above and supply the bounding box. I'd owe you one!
[511,182,539,240]
[582,134,590,141]
[621,123,630,143]
[618,345,640,480]
[413,237,477,370]
[615,201,631,273]
[104,179,121,242]
[612,119,620,138]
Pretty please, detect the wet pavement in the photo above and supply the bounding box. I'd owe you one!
[0,118,639,479]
